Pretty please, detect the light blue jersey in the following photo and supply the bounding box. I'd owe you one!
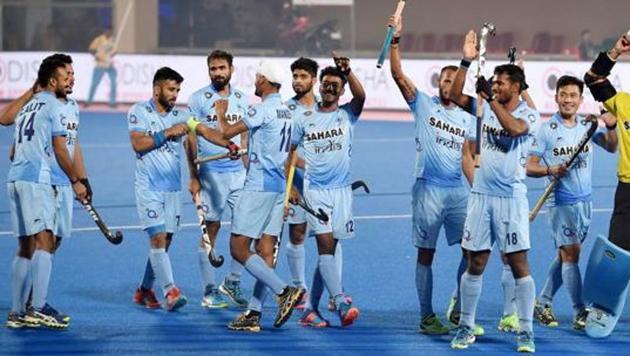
[529,113,605,206]
[188,85,248,173]
[467,99,541,197]
[286,95,318,164]
[50,98,80,186]
[8,91,67,184]
[241,93,292,192]
[292,103,359,189]
[128,100,188,192]
[409,90,472,187]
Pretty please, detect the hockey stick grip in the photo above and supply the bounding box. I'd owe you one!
[194,148,247,164]
[376,0,406,68]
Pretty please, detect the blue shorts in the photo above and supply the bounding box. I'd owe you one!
[412,180,469,249]
[286,204,307,225]
[304,185,354,240]
[53,185,74,239]
[135,188,181,237]
[7,181,55,237]
[462,192,530,253]
[200,170,245,221]
[548,201,592,248]
[232,190,284,239]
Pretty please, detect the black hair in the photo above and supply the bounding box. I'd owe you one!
[494,64,527,92]
[440,65,458,77]
[42,53,73,65]
[36,58,67,88]
[291,57,319,78]
[318,66,347,86]
[207,50,234,67]
[556,75,584,95]
[153,67,184,85]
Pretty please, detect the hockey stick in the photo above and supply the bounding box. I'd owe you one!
[194,149,247,164]
[529,117,598,221]
[507,46,517,65]
[474,22,496,168]
[376,0,406,68]
[293,198,329,222]
[351,180,370,194]
[193,193,224,267]
[81,202,123,245]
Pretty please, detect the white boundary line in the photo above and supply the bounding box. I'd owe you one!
[0,209,613,236]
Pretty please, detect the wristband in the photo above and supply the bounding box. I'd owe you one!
[546,166,551,176]
[391,36,400,45]
[153,131,166,148]
[460,59,471,69]
[606,122,617,130]
[187,117,200,132]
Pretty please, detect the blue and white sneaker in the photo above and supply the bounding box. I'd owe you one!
[451,325,476,349]
[219,279,248,308]
[25,304,69,329]
[516,330,535,353]
[202,287,229,309]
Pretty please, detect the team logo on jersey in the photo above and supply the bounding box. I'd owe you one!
[248,108,257,117]
[173,110,179,116]
[146,106,153,113]
[59,114,67,126]
[304,127,344,142]
[129,114,138,124]
[288,104,297,111]
[304,111,312,116]
[550,122,558,129]
[205,92,213,99]
[235,92,242,99]
[201,204,209,213]
[528,114,536,123]
[553,143,591,156]
[429,117,466,138]
[147,209,158,219]
[463,229,471,242]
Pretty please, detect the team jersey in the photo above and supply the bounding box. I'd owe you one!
[188,84,248,173]
[409,90,473,187]
[50,98,80,186]
[292,103,359,189]
[604,92,630,183]
[8,91,67,184]
[241,93,292,192]
[128,99,188,192]
[530,113,605,206]
[467,99,541,197]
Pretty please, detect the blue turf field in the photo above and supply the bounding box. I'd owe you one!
[0,112,628,355]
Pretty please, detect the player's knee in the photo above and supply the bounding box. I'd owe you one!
[229,234,251,264]
[206,221,221,236]
[34,230,56,252]
[17,236,35,258]
[417,248,435,266]
[506,250,531,278]
[289,223,307,244]
[559,244,581,263]
[315,233,336,255]
[467,251,490,275]
[150,233,168,249]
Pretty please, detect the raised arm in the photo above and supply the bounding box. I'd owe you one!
[333,53,365,116]
[475,76,529,137]
[0,84,37,126]
[447,31,477,113]
[584,33,630,105]
[388,15,417,102]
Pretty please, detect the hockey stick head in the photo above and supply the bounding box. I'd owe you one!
[209,253,224,268]
[351,180,371,194]
[508,47,517,64]
[108,230,123,245]
[316,208,330,222]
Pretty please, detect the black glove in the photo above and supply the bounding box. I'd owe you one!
[226,141,241,160]
[475,76,494,101]
[80,178,92,203]
[333,55,351,76]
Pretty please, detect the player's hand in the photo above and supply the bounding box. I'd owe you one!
[387,15,402,38]
[189,177,201,198]
[72,180,88,203]
[599,112,617,129]
[549,163,569,178]
[80,178,93,203]
[214,99,229,117]
[332,51,351,76]
[475,76,494,101]
[226,141,241,160]
[166,123,189,138]
[612,32,630,57]
[463,30,479,60]
[31,80,42,95]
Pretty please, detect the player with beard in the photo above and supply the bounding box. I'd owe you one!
[387,15,480,336]
[183,50,249,309]
[128,67,190,311]
[6,56,87,329]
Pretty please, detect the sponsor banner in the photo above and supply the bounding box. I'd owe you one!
[0,51,627,114]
